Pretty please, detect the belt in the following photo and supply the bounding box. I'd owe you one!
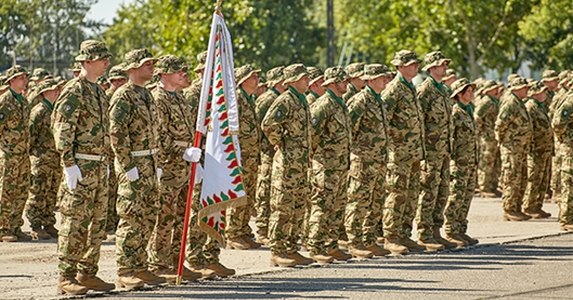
[174,140,193,148]
[75,153,107,162]
[131,148,158,157]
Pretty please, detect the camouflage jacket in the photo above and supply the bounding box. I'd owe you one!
[109,82,159,172]
[52,76,109,167]
[237,87,261,161]
[495,92,532,147]
[552,93,573,146]
[548,85,570,119]
[106,86,118,99]
[29,99,57,158]
[184,78,202,110]
[27,87,42,109]
[381,74,425,163]
[417,76,453,160]
[525,98,554,155]
[310,89,351,171]
[474,94,500,142]
[262,86,311,169]
[451,102,478,165]
[545,90,555,111]
[256,88,281,155]
[0,89,30,159]
[347,85,388,164]
[343,83,360,103]
[306,91,319,106]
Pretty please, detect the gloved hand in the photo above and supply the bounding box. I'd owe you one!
[194,163,204,185]
[64,165,83,190]
[125,167,139,182]
[157,168,163,181]
[183,147,202,162]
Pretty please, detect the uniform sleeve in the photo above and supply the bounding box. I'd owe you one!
[51,91,81,167]
[28,105,44,153]
[109,93,135,172]
[494,100,516,144]
[310,99,327,152]
[153,97,178,165]
[473,99,488,130]
[552,97,573,141]
[261,95,289,147]
[347,96,364,144]
[381,90,397,124]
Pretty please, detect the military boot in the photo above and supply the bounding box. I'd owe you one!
[348,245,374,259]
[311,251,335,264]
[433,226,457,249]
[417,237,445,252]
[256,235,269,246]
[503,210,527,221]
[135,269,167,285]
[328,248,352,261]
[460,233,479,245]
[44,225,59,238]
[225,236,250,250]
[15,229,32,242]
[270,253,297,267]
[445,234,468,248]
[288,252,313,265]
[365,244,391,256]
[1,232,17,242]
[57,275,88,295]
[241,235,262,249]
[31,227,51,240]
[401,238,425,252]
[207,261,236,277]
[76,272,115,292]
[187,265,216,279]
[561,223,573,231]
[150,268,177,284]
[538,209,552,218]
[384,238,409,255]
[117,273,145,290]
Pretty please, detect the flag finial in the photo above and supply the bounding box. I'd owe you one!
[215,0,222,13]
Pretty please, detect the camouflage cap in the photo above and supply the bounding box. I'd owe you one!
[422,51,451,71]
[235,64,261,86]
[4,65,29,82]
[345,62,365,78]
[528,81,547,97]
[97,77,109,86]
[542,70,559,82]
[108,64,128,81]
[75,40,112,62]
[473,78,486,91]
[29,68,52,81]
[443,69,458,80]
[481,80,498,94]
[559,70,570,84]
[194,51,208,72]
[283,64,309,85]
[265,66,285,87]
[450,78,475,99]
[123,48,158,71]
[307,67,324,85]
[360,64,392,81]
[37,78,59,94]
[507,73,521,82]
[390,50,422,67]
[508,76,529,91]
[322,66,349,86]
[0,75,8,90]
[155,55,188,74]
[258,77,267,88]
[71,62,81,72]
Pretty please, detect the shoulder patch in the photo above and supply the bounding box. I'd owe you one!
[563,110,569,116]
[56,95,80,120]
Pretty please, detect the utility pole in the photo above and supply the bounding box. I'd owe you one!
[326,0,335,67]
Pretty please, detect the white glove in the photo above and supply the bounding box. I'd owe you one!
[183,147,202,162]
[157,168,163,181]
[64,165,83,190]
[125,167,139,182]
[194,163,204,185]
[107,165,110,179]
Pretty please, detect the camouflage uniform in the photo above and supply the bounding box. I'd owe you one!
[343,62,365,103]
[27,68,52,109]
[109,49,160,276]
[552,91,573,227]
[415,51,453,242]
[0,66,30,239]
[549,72,571,198]
[262,64,311,256]
[52,41,112,277]
[308,67,351,257]
[495,78,533,214]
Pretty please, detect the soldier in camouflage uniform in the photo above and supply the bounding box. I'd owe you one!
[542,70,560,112]
[254,66,286,245]
[343,62,365,103]
[0,66,31,243]
[415,51,455,252]
[109,49,171,289]
[27,68,53,109]
[308,67,351,264]
[52,40,114,295]
[444,78,479,247]
[443,69,458,92]
[306,67,324,106]
[495,77,533,222]
[381,50,425,254]
[106,64,128,98]
[262,64,313,267]
[25,79,61,240]
[474,80,502,197]
[225,65,263,250]
[344,64,393,259]
[523,81,553,219]
[549,71,571,200]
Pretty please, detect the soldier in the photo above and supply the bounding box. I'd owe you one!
[106,64,128,98]
[344,64,393,258]
[254,66,286,245]
[343,62,366,103]
[0,66,31,243]
[109,48,170,289]
[542,70,560,111]
[71,63,81,78]
[262,64,313,267]
[27,68,53,108]
[25,79,61,240]
[225,64,263,250]
[474,80,502,197]
[416,51,455,252]
[495,77,533,221]
[52,40,114,294]
[523,81,553,219]
[381,50,425,254]
[444,78,479,247]
[443,69,458,91]
[308,66,351,264]
[306,67,324,106]
[549,71,571,200]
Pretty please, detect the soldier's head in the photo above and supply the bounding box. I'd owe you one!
[235,64,261,96]
[29,68,52,84]
[4,65,29,94]
[180,70,192,91]
[322,66,349,97]
[361,64,393,94]
[37,78,60,103]
[75,40,112,80]
[123,48,158,85]
[345,62,366,91]
[541,70,559,91]
[528,81,547,102]
[155,55,188,91]
[307,67,325,96]
[266,66,286,92]
[391,50,421,81]
[450,78,475,105]
[506,73,521,82]
[283,64,309,94]
[194,51,208,77]
[108,63,128,89]
[422,51,450,81]
[481,80,498,97]
[508,77,529,99]
[559,70,571,88]
[71,62,81,78]
[443,69,458,88]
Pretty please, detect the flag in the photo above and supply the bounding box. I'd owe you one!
[195,11,246,246]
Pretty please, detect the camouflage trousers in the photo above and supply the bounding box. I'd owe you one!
[57,160,108,276]
[25,154,60,229]
[225,155,258,239]
[552,142,563,196]
[444,160,477,235]
[106,162,119,233]
[268,152,308,255]
[523,151,552,212]
[382,159,421,239]
[345,160,386,249]
[0,154,30,236]
[478,138,501,192]
[559,145,573,226]
[255,150,274,238]
[416,155,450,240]
[500,145,528,212]
[186,183,220,266]
[115,157,158,275]
[308,162,348,256]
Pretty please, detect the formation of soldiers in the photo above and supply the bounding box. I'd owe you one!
[1,38,573,296]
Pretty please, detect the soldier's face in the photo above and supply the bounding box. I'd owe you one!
[111,78,127,89]
[138,61,155,81]
[460,86,474,104]
[335,80,348,94]
[399,62,419,79]
[91,59,110,77]
[9,74,28,93]
[43,89,59,102]
[532,91,546,102]
[292,75,310,94]
[310,78,325,95]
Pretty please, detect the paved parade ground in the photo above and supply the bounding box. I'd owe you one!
[1,196,571,300]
